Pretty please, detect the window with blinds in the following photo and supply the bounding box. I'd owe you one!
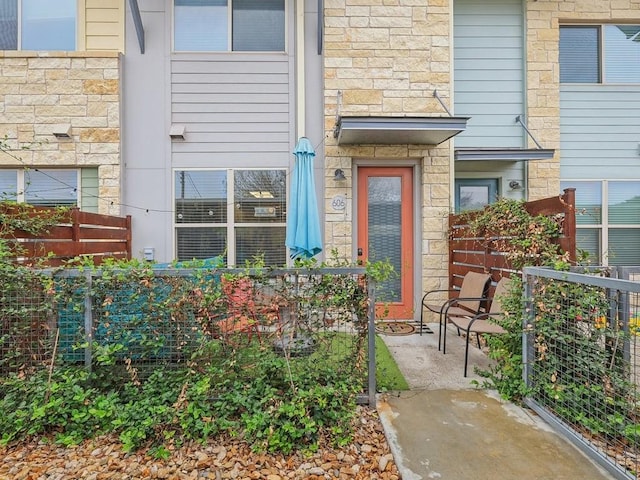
[174,0,285,52]
[174,169,287,266]
[561,180,640,266]
[0,0,76,51]
[0,169,80,206]
[24,169,78,207]
[560,25,640,84]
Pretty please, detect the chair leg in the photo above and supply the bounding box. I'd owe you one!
[464,328,471,377]
[419,303,424,336]
[442,317,448,355]
[438,312,443,351]
[476,333,481,349]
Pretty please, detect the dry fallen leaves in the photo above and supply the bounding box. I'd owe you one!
[0,406,399,480]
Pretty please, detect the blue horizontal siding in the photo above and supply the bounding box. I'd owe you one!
[560,85,640,180]
[453,0,524,149]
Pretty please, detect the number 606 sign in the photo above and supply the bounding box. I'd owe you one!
[331,195,346,211]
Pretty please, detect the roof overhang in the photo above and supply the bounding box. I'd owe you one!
[334,116,469,146]
[454,148,556,161]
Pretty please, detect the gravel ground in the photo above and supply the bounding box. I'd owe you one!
[0,406,399,480]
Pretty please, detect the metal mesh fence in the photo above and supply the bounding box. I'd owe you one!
[0,266,56,374]
[524,266,640,480]
[1,266,375,402]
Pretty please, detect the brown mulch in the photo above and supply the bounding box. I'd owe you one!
[0,406,399,480]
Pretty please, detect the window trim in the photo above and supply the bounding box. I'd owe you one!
[562,179,640,266]
[0,168,82,208]
[173,168,288,266]
[171,0,288,53]
[560,23,640,85]
[454,178,499,213]
[0,0,78,51]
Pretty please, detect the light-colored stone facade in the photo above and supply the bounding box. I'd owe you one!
[0,52,121,215]
[324,0,454,303]
[525,0,640,199]
[322,0,635,316]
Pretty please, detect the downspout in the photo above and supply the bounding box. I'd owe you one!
[296,0,305,138]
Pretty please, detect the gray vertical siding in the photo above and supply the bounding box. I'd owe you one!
[123,1,312,263]
[560,85,640,179]
[453,0,525,148]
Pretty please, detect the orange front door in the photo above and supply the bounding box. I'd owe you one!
[357,167,414,319]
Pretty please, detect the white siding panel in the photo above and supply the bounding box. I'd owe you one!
[453,0,524,149]
[561,85,640,180]
[171,56,293,161]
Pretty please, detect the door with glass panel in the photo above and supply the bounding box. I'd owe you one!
[357,167,414,319]
[455,179,498,213]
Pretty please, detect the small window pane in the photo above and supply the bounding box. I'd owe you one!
[604,25,640,83]
[609,228,640,265]
[175,0,228,51]
[0,0,18,50]
[232,0,284,51]
[609,181,640,224]
[562,181,602,224]
[0,169,18,201]
[576,228,601,264]
[560,26,600,83]
[25,169,77,206]
[235,226,285,266]
[234,170,286,223]
[22,0,76,51]
[176,227,226,261]
[175,170,227,224]
[459,186,490,212]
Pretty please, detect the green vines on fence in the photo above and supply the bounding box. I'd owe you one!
[0,202,66,373]
[459,198,567,398]
[0,242,389,454]
[466,198,640,449]
[528,277,639,444]
[459,197,568,271]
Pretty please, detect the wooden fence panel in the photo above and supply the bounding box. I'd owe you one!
[1,206,132,265]
[448,188,577,295]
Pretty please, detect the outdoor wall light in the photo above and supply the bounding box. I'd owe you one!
[509,180,522,190]
[334,169,346,181]
[52,124,72,139]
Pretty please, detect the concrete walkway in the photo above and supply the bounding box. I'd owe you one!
[377,322,616,480]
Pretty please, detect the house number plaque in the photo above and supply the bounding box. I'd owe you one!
[331,195,346,211]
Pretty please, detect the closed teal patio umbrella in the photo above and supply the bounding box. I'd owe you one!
[285,137,322,259]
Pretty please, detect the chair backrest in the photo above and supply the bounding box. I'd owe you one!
[456,271,491,313]
[489,277,513,315]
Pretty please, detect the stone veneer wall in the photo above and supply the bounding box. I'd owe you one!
[323,0,453,302]
[0,52,121,215]
[525,0,640,199]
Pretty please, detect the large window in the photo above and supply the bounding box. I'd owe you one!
[560,25,640,83]
[174,0,285,52]
[174,169,287,266]
[0,0,76,51]
[561,181,640,266]
[0,168,88,207]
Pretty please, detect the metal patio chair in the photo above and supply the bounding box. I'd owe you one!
[420,271,491,353]
[449,276,512,377]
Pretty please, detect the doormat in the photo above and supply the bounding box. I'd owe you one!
[375,322,416,336]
